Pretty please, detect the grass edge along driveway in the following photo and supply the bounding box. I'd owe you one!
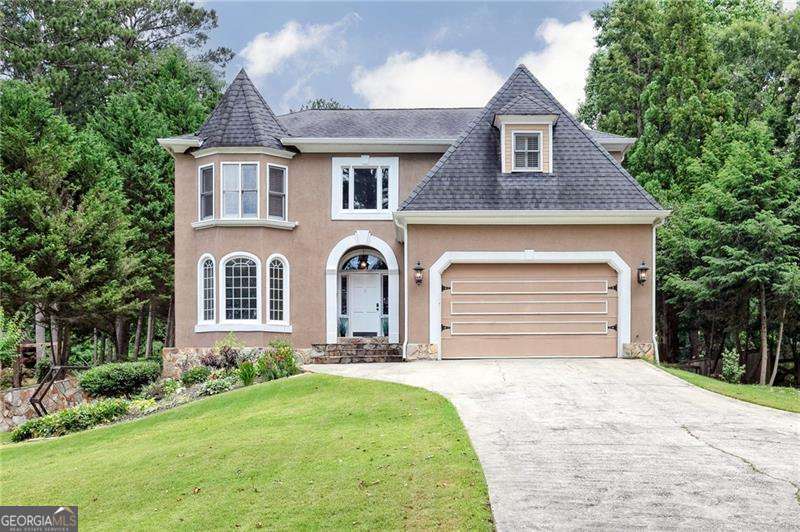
[657,365,800,413]
[1,373,493,530]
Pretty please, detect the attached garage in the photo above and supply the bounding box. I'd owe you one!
[440,263,618,358]
[428,251,632,360]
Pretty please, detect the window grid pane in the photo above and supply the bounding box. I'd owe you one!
[202,259,215,321]
[225,258,257,320]
[340,275,348,315]
[353,168,377,209]
[269,259,284,321]
[513,134,541,169]
[381,167,389,209]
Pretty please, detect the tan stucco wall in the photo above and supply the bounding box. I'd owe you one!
[174,151,441,349]
[404,224,654,346]
[504,124,551,172]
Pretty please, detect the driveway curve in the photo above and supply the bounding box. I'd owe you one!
[307,359,800,530]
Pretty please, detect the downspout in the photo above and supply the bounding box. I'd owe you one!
[652,217,666,365]
[394,215,409,359]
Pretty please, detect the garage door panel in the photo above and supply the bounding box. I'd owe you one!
[442,336,618,358]
[440,262,618,358]
[450,299,610,315]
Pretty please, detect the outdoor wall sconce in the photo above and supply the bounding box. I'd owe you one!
[637,260,650,285]
[413,261,424,285]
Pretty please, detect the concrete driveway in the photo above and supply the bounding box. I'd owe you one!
[307,359,800,530]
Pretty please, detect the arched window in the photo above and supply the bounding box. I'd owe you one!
[223,255,259,321]
[199,256,215,322]
[267,254,289,324]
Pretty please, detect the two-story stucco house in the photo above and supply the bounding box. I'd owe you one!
[158,65,668,365]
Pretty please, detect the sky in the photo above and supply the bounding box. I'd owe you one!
[203,0,798,115]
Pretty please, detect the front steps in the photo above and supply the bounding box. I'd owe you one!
[310,337,403,364]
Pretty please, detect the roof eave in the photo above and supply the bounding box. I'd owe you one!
[157,136,202,155]
[279,137,455,153]
[394,209,671,226]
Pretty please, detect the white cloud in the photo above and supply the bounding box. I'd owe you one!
[352,50,504,108]
[239,13,360,77]
[517,13,596,113]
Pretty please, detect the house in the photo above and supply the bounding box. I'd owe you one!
[158,65,668,366]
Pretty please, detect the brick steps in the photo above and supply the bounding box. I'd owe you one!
[309,339,403,364]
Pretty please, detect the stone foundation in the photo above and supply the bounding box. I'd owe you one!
[1,375,88,432]
[406,343,438,360]
[162,347,213,379]
[622,343,655,361]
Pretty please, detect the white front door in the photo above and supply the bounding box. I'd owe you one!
[349,274,381,336]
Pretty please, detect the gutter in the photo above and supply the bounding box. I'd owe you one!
[652,216,667,365]
[393,215,409,359]
[395,209,672,226]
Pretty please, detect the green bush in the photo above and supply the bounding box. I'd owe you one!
[721,348,745,383]
[35,359,52,382]
[138,378,181,400]
[11,399,129,442]
[181,366,211,386]
[256,340,299,381]
[198,376,236,396]
[128,398,158,415]
[238,361,256,386]
[79,361,161,397]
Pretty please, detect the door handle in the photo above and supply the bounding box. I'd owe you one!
[375,302,380,311]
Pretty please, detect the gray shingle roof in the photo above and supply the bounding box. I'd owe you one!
[277,108,479,139]
[400,65,661,212]
[496,93,559,116]
[196,69,287,150]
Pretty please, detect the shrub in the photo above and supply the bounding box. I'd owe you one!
[79,361,161,397]
[128,398,158,415]
[210,332,245,369]
[181,366,211,386]
[198,376,236,396]
[35,358,52,382]
[721,348,745,384]
[11,398,129,442]
[238,361,256,386]
[138,378,181,400]
[256,340,299,381]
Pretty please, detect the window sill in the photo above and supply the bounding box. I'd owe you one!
[194,323,293,333]
[331,211,393,221]
[192,219,298,230]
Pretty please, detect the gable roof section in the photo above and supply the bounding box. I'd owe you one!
[196,69,287,150]
[400,65,662,212]
[277,108,479,139]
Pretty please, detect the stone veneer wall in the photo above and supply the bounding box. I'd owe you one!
[406,343,438,360]
[1,375,88,432]
[162,347,314,378]
[622,343,655,361]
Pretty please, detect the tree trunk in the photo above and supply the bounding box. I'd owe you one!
[34,308,46,363]
[12,353,22,388]
[688,329,701,360]
[115,316,130,361]
[759,284,768,385]
[92,328,98,365]
[99,336,106,364]
[49,313,59,363]
[145,299,155,358]
[768,305,786,386]
[165,295,174,348]
[132,303,145,359]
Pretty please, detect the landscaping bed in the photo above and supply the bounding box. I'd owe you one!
[1,373,492,530]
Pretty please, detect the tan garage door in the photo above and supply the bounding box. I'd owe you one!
[441,263,618,358]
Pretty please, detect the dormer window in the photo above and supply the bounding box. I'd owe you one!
[512,132,541,171]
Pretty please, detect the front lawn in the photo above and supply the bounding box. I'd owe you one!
[1,374,492,530]
[660,366,800,413]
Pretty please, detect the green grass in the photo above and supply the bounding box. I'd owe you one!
[660,365,800,413]
[1,374,492,530]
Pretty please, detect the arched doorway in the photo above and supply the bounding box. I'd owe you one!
[325,230,399,343]
[338,249,389,338]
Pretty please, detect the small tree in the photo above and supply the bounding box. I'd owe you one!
[721,348,745,383]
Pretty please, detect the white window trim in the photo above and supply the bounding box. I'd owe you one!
[266,253,290,328]
[266,163,288,221]
[197,254,216,325]
[197,164,214,222]
[219,251,262,324]
[221,162,260,219]
[511,131,542,172]
[331,156,399,220]
[428,250,631,359]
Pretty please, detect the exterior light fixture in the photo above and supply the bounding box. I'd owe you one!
[637,261,650,285]
[413,261,424,285]
[358,255,368,270]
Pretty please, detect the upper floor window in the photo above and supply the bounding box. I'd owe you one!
[222,162,258,218]
[223,254,259,321]
[268,165,287,220]
[198,165,214,221]
[331,156,398,220]
[513,132,541,171]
